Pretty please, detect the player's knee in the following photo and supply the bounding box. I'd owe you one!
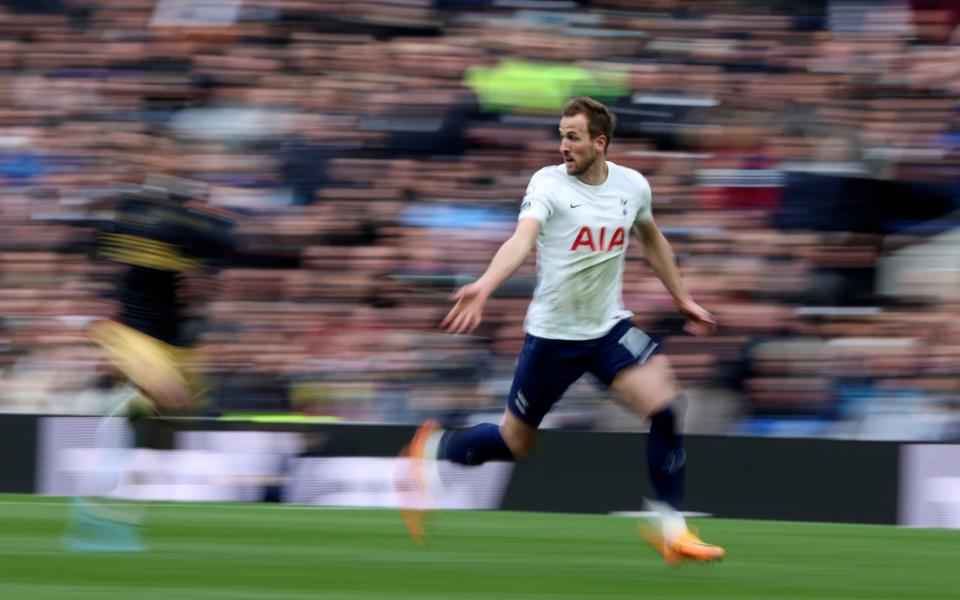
[614,355,680,417]
[505,437,535,461]
[499,424,536,460]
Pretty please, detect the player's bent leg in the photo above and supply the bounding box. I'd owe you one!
[397,412,529,546]
[610,356,686,519]
[397,330,576,545]
[442,411,525,465]
[610,357,724,563]
[612,357,685,514]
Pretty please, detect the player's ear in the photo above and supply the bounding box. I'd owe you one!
[596,134,608,153]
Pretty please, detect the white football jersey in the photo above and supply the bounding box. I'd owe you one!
[518,161,653,340]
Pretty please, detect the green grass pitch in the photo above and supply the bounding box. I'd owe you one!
[0,494,958,599]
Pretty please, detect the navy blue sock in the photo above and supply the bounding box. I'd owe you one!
[647,403,686,510]
[440,423,514,466]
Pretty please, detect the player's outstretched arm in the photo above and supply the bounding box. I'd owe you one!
[634,219,716,336]
[442,217,541,334]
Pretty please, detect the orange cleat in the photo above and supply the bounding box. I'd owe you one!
[639,522,725,565]
[638,522,682,565]
[670,528,725,563]
[396,420,441,546]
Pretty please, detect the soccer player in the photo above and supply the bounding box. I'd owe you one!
[64,171,234,552]
[401,97,724,564]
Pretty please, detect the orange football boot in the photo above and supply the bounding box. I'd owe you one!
[397,419,440,546]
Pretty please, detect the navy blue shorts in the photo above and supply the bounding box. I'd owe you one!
[506,318,659,427]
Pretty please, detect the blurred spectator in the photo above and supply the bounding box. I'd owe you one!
[0,0,957,440]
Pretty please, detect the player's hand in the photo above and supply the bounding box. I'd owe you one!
[441,282,489,334]
[676,299,716,336]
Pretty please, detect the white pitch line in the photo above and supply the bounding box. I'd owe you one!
[609,511,712,518]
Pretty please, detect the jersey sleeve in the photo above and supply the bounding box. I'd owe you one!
[518,170,555,224]
[633,173,653,225]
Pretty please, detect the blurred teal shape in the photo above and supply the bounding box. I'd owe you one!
[465,59,628,113]
[63,498,145,553]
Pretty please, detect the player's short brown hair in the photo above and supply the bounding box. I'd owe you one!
[562,97,616,153]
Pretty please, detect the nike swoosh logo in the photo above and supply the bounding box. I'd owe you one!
[570,203,582,208]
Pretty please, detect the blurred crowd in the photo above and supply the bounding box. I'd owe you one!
[1,0,959,440]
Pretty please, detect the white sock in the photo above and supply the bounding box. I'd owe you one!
[646,498,687,543]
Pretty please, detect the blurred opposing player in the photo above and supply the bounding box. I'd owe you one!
[401,97,724,564]
[64,172,234,552]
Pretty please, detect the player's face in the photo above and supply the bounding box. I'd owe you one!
[559,113,605,177]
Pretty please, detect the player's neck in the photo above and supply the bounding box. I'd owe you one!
[577,158,609,187]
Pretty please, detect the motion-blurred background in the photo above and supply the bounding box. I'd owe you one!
[1,0,959,441]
